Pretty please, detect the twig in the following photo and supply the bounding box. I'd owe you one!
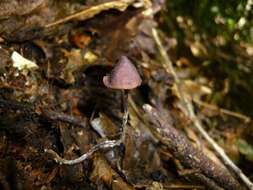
[152,28,253,190]
[41,109,87,128]
[194,98,251,123]
[164,184,205,189]
[143,104,241,190]
[45,0,135,28]
[45,139,121,165]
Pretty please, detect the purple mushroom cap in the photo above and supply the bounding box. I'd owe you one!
[103,56,142,90]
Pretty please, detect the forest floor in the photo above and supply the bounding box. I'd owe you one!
[0,1,253,190]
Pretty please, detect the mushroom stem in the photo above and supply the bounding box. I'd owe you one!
[121,89,129,142]
[122,90,129,128]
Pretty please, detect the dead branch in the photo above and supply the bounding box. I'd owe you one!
[143,104,241,190]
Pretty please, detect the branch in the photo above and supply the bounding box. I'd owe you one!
[143,104,241,190]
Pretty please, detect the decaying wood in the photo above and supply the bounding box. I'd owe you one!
[143,104,242,190]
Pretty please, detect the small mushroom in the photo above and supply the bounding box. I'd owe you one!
[103,56,142,90]
[103,56,142,137]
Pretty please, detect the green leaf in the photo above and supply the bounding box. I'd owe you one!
[237,139,253,161]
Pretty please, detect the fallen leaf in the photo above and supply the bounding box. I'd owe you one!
[12,51,39,71]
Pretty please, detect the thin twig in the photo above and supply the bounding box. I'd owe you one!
[194,98,251,123]
[45,140,121,165]
[152,28,253,190]
[164,184,205,189]
[41,109,87,128]
[45,0,135,28]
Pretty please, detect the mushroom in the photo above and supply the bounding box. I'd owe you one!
[103,56,142,134]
